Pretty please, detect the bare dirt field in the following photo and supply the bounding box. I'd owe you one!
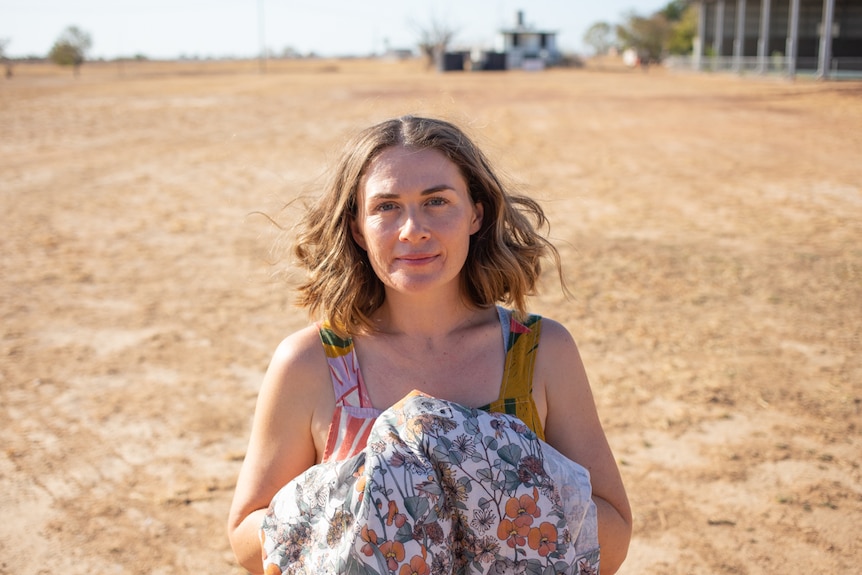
[1,58,860,574]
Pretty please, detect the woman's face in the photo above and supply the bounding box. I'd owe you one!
[351,145,483,299]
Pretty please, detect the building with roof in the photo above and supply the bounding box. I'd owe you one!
[440,10,562,72]
[495,10,561,70]
[691,0,862,78]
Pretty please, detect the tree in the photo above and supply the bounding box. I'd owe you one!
[594,1,695,63]
[413,16,458,70]
[616,11,671,63]
[48,26,92,76]
[658,0,688,22]
[583,22,613,56]
[1,38,10,79]
[666,3,698,55]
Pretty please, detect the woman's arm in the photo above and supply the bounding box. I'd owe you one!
[535,319,632,575]
[226,325,331,574]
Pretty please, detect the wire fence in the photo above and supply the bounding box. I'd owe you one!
[664,55,862,79]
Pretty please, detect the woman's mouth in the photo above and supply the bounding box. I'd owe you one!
[397,254,437,265]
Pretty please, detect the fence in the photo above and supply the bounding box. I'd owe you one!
[664,55,862,79]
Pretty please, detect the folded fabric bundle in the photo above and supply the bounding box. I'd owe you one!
[262,391,599,575]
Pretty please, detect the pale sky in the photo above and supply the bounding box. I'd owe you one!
[1,1,671,60]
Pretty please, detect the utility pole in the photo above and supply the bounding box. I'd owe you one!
[258,0,267,73]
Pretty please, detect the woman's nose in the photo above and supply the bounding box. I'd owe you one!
[399,209,430,241]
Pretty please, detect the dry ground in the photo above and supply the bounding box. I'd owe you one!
[1,58,860,574]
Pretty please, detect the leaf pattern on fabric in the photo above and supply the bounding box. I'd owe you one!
[262,391,599,575]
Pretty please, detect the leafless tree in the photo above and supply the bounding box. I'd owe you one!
[413,15,458,69]
[1,38,11,78]
[583,22,614,56]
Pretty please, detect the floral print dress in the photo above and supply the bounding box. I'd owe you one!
[261,391,600,575]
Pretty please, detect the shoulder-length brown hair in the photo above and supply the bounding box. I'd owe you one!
[292,115,562,334]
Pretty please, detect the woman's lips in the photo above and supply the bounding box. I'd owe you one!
[396,254,437,265]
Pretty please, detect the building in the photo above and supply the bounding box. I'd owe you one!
[495,10,561,70]
[692,0,862,78]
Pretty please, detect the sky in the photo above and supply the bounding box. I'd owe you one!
[1,1,671,60]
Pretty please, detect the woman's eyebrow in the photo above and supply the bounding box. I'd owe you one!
[420,185,457,195]
[367,185,456,200]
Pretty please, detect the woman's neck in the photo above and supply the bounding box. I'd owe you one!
[369,292,494,342]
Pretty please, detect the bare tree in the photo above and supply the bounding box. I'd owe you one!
[413,16,458,70]
[1,38,11,78]
[583,22,614,56]
[48,26,92,76]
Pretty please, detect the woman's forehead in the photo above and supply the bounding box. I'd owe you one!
[360,146,466,195]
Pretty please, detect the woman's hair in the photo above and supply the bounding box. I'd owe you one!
[292,115,562,334]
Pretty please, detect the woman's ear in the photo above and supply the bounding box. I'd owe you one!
[350,217,367,250]
[470,201,484,235]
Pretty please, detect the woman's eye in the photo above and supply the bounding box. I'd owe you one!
[427,197,447,206]
[374,202,397,212]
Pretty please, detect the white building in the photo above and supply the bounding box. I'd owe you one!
[496,10,561,70]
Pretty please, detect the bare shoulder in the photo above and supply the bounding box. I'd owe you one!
[253,326,324,413]
[268,323,329,377]
[535,317,587,385]
[533,316,597,447]
[257,324,335,445]
[537,317,579,353]
[251,324,334,466]
[263,324,314,371]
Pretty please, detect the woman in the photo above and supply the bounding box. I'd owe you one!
[227,116,631,574]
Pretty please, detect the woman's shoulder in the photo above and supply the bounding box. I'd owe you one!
[532,316,585,379]
[256,324,335,440]
[505,310,574,348]
[534,316,577,346]
[266,323,330,383]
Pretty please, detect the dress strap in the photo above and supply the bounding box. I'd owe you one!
[487,308,544,439]
[499,309,542,397]
[317,324,373,409]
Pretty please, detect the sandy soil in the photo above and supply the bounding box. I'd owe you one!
[1,57,860,574]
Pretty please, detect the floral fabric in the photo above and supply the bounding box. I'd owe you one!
[262,391,599,575]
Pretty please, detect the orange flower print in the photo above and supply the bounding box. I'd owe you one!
[379,540,406,571]
[504,492,541,528]
[497,517,530,548]
[264,563,283,575]
[528,522,558,557]
[386,500,407,528]
[398,553,430,575]
[360,525,379,557]
[353,464,367,502]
